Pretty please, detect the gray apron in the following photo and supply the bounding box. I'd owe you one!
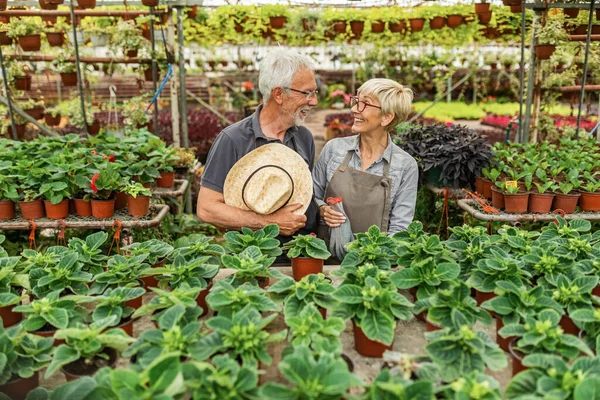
[319,150,392,244]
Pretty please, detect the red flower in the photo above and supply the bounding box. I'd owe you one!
[108,155,116,162]
[90,173,99,193]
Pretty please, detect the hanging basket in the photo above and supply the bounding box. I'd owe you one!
[474,2,491,13]
[563,8,580,18]
[60,72,78,86]
[409,18,425,32]
[18,34,41,51]
[44,113,61,126]
[388,21,405,33]
[14,75,31,91]
[39,0,57,10]
[429,16,446,30]
[446,15,463,28]
[332,20,346,34]
[0,0,6,10]
[0,32,11,45]
[478,11,493,25]
[349,20,365,36]
[510,4,522,13]
[141,0,159,5]
[269,16,287,29]
[535,44,555,60]
[126,49,138,58]
[371,20,384,33]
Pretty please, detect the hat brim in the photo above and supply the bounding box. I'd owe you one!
[223,143,313,215]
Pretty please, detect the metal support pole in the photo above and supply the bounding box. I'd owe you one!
[0,45,18,140]
[446,76,452,103]
[522,11,540,143]
[517,0,527,142]
[150,6,159,134]
[177,6,188,149]
[68,0,89,134]
[575,0,596,139]
[168,6,180,147]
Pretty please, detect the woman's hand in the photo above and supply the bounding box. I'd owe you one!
[320,205,346,228]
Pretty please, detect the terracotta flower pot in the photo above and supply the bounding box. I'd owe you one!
[42,15,57,24]
[504,192,529,214]
[141,259,163,290]
[349,20,365,37]
[76,0,95,9]
[528,192,554,214]
[73,198,92,217]
[87,120,101,135]
[429,16,445,30]
[8,124,27,139]
[46,32,64,47]
[124,284,145,310]
[0,0,6,10]
[446,15,463,28]
[510,4,522,13]
[35,326,65,346]
[18,34,41,51]
[475,3,491,13]
[0,200,15,220]
[0,31,11,45]
[371,20,385,33]
[19,199,45,219]
[14,75,31,91]
[0,372,39,399]
[141,0,158,6]
[44,113,61,126]
[269,16,287,29]
[475,289,496,306]
[44,199,69,220]
[579,192,600,212]
[491,186,505,210]
[25,106,44,120]
[481,179,493,199]
[332,20,346,33]
[114,191,128,210]
[291,257,324,281]
[62,348,118,382]
[318,307,327,320]
[475,177,484,195]
[126,49,138,58]
[502,0,520,5]
[425,318,442,332]
[196,281,212,317]
[508,338,527,377]
[478,11,493,25]
[535,44,556,60]
[353,321,392,358]
[495,316,513,352]
[91,198,115,219]
[409,18,425,32]
[144,68,159,82]
[553,192,580,214]
[564,8,580,18]
[116,317,136,336]
[127,195,150,217]
[60,72,78,87]
[559,315,579,335]
[156,171,174,188]
[593,285,600,297]
[0,304,22,327]
[388,21,405,33]
[39,0,57,10]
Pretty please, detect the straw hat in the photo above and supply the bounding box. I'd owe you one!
[223,143,313,215]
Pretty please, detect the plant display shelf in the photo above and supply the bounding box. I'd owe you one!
[425,184,466,200]
[0,204,169,230]
[0,9,169,17]
[152,179,188,198]
[457,198,600,222]
[6,54,152,65]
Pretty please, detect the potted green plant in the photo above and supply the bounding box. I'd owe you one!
[394,232,455,268]
[223,224,282,258]
[391,257,461,299]
[0,171,19,220]
[125,303,204,369]
[332,262,395,290]
[535,18,569,60]
[43,103,62,126]
[268,273,336,319]
[284,304,345,357]
[39,171,71,220]
[51,49,78,87]
[206,280,280,317]
[29,251,92,298]
[332,276,413,357]
[481,280,563,351]
[110,21,144,57]
[121,94,152,131]
[362,367,435,399]
[481,167,501,199]
[89,253,151,296]
[44,316,134,381]
[425,309,507,382]
[579,171,600,211]
[122,239,174,290]
[0,255,26,327]
[182,354,261,399]
[6,17,43,51]
[66,99,99,135]
[0,321,54,399]
[529,167,555,213]
[172,234,225,266]
[260,345,363,399]
[132,283,201,323]
[343,225,397,270]
[221,245,285,288]
[121,182,152,217]
[88,164,122,219]
[13,290,86,345]
[499,309,593,376]
[438,372,502,400]
[148,145,179,188]
[195,305,287,368]
[281,233,331,281]
[67,231,109,275]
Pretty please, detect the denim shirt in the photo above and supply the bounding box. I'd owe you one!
[312,134,419,234]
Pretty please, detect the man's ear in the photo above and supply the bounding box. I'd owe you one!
[271,87,285,105]
[381,112,395,128]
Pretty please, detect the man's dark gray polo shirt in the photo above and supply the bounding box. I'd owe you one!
[201,104,318,234]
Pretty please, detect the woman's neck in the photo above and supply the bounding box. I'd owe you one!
[359,130,388,160]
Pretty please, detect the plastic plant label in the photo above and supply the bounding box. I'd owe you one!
[505,181,518,189]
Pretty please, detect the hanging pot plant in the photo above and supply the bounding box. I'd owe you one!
[349,20,364,37]
[141,0,159,6]
[564,8,580,18]
[14,75,31,91]
[535,18,568,60]
[46,32,64,47]
[0,0,6,10]
[474,2,491,13]
[510,4,522,13]
[429,16,446,30]
[388,20,405,33]
[371,20,384,33]
[446,15,463,28]
[77,0,96,9]
[38,0,57,10]
[478,11,493,25]
[409,18,425,32]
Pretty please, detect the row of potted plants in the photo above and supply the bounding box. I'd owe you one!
[0,130,182,220]
[1,215,599,397]
[478,138,600,214]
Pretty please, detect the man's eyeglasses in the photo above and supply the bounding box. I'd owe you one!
[350,96,382,113]
[283,86,318,100]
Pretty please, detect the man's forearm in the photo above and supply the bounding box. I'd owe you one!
[197,199,271,231]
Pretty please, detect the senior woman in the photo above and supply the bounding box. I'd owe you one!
[313,78,418,253]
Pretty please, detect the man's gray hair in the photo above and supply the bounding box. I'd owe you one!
[258,48,315,104]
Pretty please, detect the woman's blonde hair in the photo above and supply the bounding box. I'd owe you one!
[357,78,414,132]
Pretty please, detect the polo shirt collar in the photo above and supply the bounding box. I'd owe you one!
[353,134,393,164]
[251,104,298,145]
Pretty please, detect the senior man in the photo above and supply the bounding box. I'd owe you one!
[197,48,319,237]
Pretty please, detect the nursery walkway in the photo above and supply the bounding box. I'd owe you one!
[304,108,342,160]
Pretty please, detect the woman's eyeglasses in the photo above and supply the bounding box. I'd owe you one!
[350,96,382,112]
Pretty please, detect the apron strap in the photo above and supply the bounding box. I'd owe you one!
[339,151,353,172]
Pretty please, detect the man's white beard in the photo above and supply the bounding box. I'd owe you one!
[293,107,311,126]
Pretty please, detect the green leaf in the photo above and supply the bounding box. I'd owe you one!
[45,345,80,378]
[390,268,421,289]
[436,263,460,280]
[574,377,600,400]
[332,285,363,304]
[43,308,68,329]
[359,311,395,345]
